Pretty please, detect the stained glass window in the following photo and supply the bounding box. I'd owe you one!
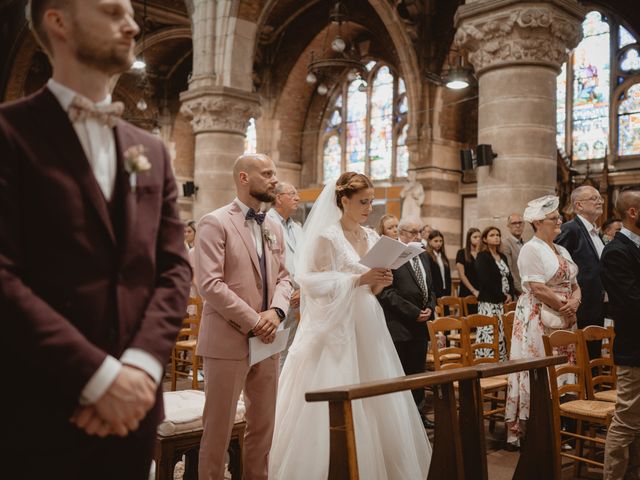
[621,49,640,72]
[618,83,640,156]
[557,12,640,160]
[321,61,409,183]
[620,26,636,48]
[244,117,257,154]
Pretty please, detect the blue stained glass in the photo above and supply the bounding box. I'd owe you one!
[365,61,377,72]
[398,94,408,114]
[572,14,610,160]
[620,26,636,48]
[621,48,640,71]
[369,66,394,180]
[244,117,256,154]
[398,78,406,95]
[329,110,342,126]
[396,124,409,178]
[323,135,342,184]
[618,83,640,156]
[346,80,367,173]
[557,63,567,153]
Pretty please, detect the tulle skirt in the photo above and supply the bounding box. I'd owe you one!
[269,287,431,479]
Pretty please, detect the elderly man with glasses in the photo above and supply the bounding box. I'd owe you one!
[555,185,607,360]
[502,214,525,296]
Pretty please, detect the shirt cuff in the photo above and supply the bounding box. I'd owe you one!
[80,355,122,405]
[121,348,164,385]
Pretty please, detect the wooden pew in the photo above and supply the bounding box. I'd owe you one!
[306,356,565,480]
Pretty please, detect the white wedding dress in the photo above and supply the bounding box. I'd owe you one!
[269,185,431,479]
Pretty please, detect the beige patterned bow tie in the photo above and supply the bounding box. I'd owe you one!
[68,95,124,127]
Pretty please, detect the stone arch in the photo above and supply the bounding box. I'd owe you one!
[134,26,192,55]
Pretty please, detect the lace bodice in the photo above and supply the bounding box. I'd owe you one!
[312,223,378,276]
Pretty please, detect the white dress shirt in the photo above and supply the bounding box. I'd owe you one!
[234,198,264,257]
[434,251,446,287]
[577,214,605,258]
[47,79,162,404]
[621,227,640,248]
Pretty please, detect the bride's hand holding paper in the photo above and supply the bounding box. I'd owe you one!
[359,267,393,288]
[359,235,424,270]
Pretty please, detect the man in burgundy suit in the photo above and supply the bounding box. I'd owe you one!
[0,1,191,478]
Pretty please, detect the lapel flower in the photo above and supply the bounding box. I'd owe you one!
[263,227,277,250]
[123,144,151,193]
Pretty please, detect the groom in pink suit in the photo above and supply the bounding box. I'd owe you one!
[194,153,292,480]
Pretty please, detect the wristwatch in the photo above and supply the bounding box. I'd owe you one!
[272,307,286,320]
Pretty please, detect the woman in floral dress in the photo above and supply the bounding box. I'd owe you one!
[475,226,515,361]
[505,195,581,449]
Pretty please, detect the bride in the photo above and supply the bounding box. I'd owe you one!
[269,172,431,479]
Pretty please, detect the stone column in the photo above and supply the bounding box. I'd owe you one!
[180,87,260,220]
[455,0,584,229]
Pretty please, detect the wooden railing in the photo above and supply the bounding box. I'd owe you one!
[306,356,565,480]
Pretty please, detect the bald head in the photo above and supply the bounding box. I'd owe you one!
[233,153,278,206]
[571,185,603,223]
[616,188,640,222]
[233,154,271,183]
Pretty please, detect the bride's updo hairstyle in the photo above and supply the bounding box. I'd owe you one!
[335,172,374,211]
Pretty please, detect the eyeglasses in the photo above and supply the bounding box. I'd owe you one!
[401,229,420,235]
[278,192,298,197]
[579,195,604,203]
[543,215,563,223]
[509,221,524,226]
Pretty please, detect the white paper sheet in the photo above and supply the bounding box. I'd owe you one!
[249,328,290,366]
[359,236,424,270]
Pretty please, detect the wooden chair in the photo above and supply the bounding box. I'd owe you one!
[583,325,617,403]
[503,300,517,314]
[464,314,508,432]
[461,295,478,316]
[427,317,466,370]
[543,329,614,478]
[170,296,204,391]
[437,296,464,319]
[503,311,516,358]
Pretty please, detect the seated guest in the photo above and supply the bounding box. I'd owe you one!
[377,219,436,428]
[456,227,481,299]
[474,226,515,362]
[426,230,452,300]
[601,217,622,244]
[505,195,579,451]
[376,214,399,240]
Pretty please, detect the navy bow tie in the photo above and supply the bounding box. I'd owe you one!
[246,208,266,225]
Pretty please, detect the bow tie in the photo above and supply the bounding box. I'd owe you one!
[68,95,124,127]
[246,208,266,225]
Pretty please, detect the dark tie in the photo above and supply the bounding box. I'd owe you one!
[246,208,266,225]
[68,95,124,127]
[411,257,429,308]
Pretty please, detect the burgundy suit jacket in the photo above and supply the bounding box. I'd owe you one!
[0,87,191,439]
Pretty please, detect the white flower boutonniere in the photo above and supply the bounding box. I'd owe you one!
[123,144,151,193]
[263,228,277,250]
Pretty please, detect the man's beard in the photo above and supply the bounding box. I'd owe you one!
[636,215,640,230]
[250,188,275,203]
[72,21,133,74]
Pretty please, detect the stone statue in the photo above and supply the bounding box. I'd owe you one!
[400,171,424,222]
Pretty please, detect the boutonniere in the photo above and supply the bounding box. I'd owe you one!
[263,228,277,250]
[123,144,151,192]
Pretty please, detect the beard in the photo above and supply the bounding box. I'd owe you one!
[72,19,134,74]
[250,187,276,203]
[636,216,640,230]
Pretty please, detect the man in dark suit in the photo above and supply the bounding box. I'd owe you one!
[555,185,606,359]
[601,187,640,479]
[377,219,436,427]
[0,1,191,478]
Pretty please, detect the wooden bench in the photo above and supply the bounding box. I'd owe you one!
[306,356,565,480]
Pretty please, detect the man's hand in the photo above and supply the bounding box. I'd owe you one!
[416,308,432,322]
[70,365,156,437]
[290,289,301,308]
[253,309,281,342]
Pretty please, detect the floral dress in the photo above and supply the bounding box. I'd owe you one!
[475,258,511,361]
[505,237,578,444]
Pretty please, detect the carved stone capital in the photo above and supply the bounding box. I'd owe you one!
[454,0,585,74]
[179,86,261,135]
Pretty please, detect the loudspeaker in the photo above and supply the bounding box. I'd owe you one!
[476,144,497,166]
[460,149,474,171]
[183,181,197,197]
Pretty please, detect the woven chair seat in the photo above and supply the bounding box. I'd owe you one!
[480,377,508,389]
[560,399,615,419]
[426,352,462,363]
[176,339,197,349]
[594,389,617,402]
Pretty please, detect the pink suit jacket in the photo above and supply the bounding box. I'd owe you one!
[194,201,292,359]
